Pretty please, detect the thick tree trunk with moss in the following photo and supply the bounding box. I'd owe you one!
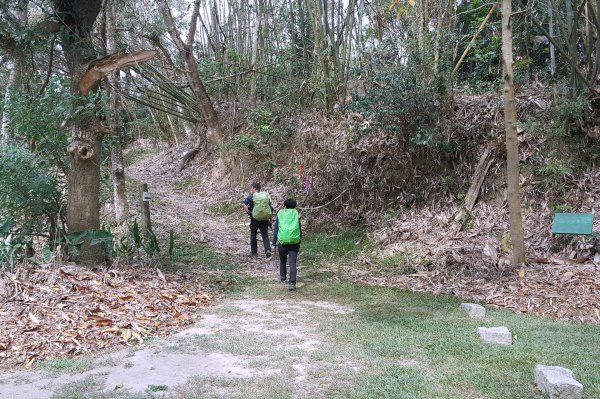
[66,120,103,239]
[56,0,105,264]
[501,0,526,268]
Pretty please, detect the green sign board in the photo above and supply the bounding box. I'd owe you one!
[551,213,595,235]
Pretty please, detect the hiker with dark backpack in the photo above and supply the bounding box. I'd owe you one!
[242,182,273,259]
[272,198,301,291]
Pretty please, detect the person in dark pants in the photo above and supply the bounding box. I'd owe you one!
[272,198,301,291]
[241,182,273,259]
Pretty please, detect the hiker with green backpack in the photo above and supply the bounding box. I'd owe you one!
[272,198,301,291]
[242,182,273,259]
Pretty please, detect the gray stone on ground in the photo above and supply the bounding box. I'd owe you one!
[460,303,486,318]
[477,326,513,345]
[534,364,583,399]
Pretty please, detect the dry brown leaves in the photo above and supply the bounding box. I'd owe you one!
[0,264,214,368]
[360,202,600,324]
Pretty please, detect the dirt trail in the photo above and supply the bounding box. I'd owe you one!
[0,297,358,399]
[0,162,355,399]
[126,160,274,274]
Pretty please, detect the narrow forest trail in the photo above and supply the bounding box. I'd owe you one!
[126,160,276,278]
[1,159,356,399]
[2,156,600,399]
[104,158,600,399]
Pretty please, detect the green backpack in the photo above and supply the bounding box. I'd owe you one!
[252,192,271,221]
[277,208,300,245]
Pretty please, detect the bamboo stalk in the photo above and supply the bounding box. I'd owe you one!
[451,3,499,76]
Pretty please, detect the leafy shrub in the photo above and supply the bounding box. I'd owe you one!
[346,40,451,150]
[553,203,573,213]
[0,232,23,272]
[556,96,588,128]
[249,107,275,137]
[8,79,73,173]
[532,159,572,193]
[0,145,64,241]
[230,134,263,152]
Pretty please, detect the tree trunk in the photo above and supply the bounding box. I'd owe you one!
[66,119,104,264]
[157,0,223,149]
[54,0,156,263]
[565,0,579,94]
[106,0,129,222]
[1,0,28,143]
[501,0,526,268]
[548,0,556,78]
[250,0,261,107]
[55,0,105,264]
[1,62,19,143]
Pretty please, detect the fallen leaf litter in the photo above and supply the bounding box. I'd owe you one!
[0,264,213,368]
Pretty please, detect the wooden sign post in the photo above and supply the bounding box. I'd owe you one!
[140,183,152,237]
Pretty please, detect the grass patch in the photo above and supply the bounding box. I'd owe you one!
[162,239,256,290]
[283,281,600,399]
[147,384,168,392]
[369,252,420,275]
[40,357,95,373]
[335,365,440,399]
[301,226,368,268]
[50,376,149,399]
[166,240,237,271]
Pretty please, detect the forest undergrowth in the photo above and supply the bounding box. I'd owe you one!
[2,91,600,372]
[156,89,600,325]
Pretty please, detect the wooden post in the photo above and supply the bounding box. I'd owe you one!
[140,182,152,236]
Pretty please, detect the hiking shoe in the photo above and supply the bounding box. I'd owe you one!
[280,278,287,283]
[250,252,258,257]
[289,282,296,291]
[266,251,272,260]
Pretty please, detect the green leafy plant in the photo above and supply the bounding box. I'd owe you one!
[144,231,160,257]
[148,384,168,392]
[264,159,278,173]
[63,230,114,258]
[553,203,573,213]
[249,106,275,137]
[0,233,24,273]
[231,134,261,151]
[556,96,588,127]
[346,40,452,151]
[455,0,502,89]
[129,220,143,249]
[127,220,161,259]
[532,159,572,192]
[0,145,64,247]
